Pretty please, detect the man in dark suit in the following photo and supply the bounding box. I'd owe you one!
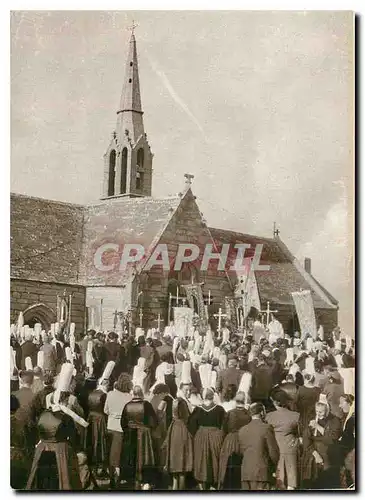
[216,355,242,396]
[250,355,274,410]
[20,333,38,370]
[104,331,125,381]
[238,402,280,490]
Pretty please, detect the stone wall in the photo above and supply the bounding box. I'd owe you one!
[10,279,86,334]
[136,190,234,329]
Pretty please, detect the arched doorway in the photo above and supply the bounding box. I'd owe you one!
[22,303,57,332]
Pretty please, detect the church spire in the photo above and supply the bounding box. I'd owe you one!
[118,31,142,115]
[102,27,153,199]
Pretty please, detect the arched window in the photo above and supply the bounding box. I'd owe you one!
[108,150,116,196]
[136,148,145,191]
[137,148,144,168]
[121,148,128,194]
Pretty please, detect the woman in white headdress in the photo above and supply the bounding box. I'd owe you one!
[26,363,87,490]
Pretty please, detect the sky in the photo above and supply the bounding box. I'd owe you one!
[10,10,354,333]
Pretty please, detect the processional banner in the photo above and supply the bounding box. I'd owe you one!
[291,290,317,338]
[225,297,241,329]
[173,307,194,338]
[182,284,209,331]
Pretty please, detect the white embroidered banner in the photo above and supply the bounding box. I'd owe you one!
[291,290,317,338]
[235,258,261,318]
[173,307,194,338]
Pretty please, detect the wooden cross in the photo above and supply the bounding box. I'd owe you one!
[261,301,278,327]
[153,313,164,331]
[213,307,228,333]
[273,221,280,238]
[127,20,138,35]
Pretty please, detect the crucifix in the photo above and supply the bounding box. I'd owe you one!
[153,313,164,331]
[261,301,278,327]
[168,286,182,323]
[213,307,228,335]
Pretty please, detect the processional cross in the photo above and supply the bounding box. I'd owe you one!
[153,313,164,331]
[261,301,278,327]
[213,307,228,335]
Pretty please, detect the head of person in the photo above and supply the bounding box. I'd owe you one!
[108,331,118,342]
[227,355,238,368]
[180,339,188,350]
[153,383,170,399]
[303,372,315,386]
[315,402,330,420]
[223,384,237,402]
[235,391,246,407]
[286,373,295,384]
[133,385,144,399]
[249,402,266,421]
[339,394,354,415]
[33,366,43,379]
[328,370,341,385]
[138,336,146,347]
[87,329,96,340]
[19,370,34,388]
[43,372,55,388]
[180,382,191,399]
[271,389,290,409]
[115,373,133,393]
[202,388,215,404]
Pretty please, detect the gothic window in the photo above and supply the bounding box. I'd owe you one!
[121,148,128,194]
[108,150,116,196]
[136,171,144,190]
[137,148,144,168]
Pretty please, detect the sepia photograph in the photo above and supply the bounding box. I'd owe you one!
[10,10,354,491]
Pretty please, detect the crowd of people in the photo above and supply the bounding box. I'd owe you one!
[10,317,355,491]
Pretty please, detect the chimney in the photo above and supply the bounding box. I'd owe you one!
[304,257,311,274]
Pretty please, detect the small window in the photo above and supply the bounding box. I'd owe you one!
[129,78,132,83]
[130,62,133,66]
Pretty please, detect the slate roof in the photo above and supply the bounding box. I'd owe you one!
[11,192,181,286]
[209,227,337,310]
[79,195,181,286]
[10,193,84,284]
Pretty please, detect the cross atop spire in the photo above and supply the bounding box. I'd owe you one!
[273,221,280,238]
[184,173,194,189]
[127,20,138,37]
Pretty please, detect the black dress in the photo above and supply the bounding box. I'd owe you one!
[120,397,158,485]
[188,403,226,485]
[218,407,251,489]
[84,389,108,468]
[25,410,81,490]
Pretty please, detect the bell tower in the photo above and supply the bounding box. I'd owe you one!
[103,26,153,199]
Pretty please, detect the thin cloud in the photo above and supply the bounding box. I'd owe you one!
[146,53,207,141]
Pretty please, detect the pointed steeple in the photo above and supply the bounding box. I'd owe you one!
[102,29,153,199]
[118,33,143,115]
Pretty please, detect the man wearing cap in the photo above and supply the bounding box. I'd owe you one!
[238,402,280,490]
[216,355,242,397]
